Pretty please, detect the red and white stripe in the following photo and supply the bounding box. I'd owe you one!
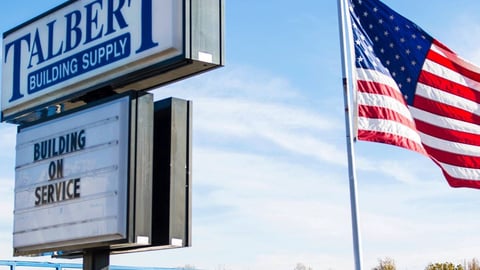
[356,40,480,188]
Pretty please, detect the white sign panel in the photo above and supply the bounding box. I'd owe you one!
[14,96,131,253]
[3,0,183,121]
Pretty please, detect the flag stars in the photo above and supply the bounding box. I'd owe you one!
[351,0,432,98]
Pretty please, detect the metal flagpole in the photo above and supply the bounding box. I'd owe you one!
[337,0,364,269]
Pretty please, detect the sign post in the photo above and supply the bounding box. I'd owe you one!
[83,250,109,270]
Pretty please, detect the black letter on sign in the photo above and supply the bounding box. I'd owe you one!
[34,143,40,161]
[48,159,64,180]
[34,187,42,206]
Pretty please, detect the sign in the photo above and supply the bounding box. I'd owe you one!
[48,97,192,258]
[13,94,152,255]
[2,0,224,123]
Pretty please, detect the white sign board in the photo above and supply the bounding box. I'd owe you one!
[14,96,131,253]
[2,0,184,121]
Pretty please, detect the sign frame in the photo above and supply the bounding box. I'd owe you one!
[112,97,193,254]
[13,91,154,256]
[2,0,224,124]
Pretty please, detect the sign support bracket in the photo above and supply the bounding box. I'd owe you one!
[83,250,110,270]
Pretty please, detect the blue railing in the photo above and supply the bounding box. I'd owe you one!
[0,261,183,270]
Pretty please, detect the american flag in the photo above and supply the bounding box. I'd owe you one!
[349,0,480,188]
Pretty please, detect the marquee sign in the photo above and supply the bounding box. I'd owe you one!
[2,0,224,123]
[13,93,153,255]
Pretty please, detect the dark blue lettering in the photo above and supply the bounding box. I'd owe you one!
[28,29,45,68]
[106,0,129,35]
[136,0,158,53]
[47,20,63,60]
[84,0,104,44]
[64,10,82,52]
[4,34,30,102]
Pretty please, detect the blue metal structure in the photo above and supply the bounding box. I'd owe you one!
[0,261,183,270]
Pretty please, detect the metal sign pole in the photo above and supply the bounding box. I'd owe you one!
[83,250,110,270]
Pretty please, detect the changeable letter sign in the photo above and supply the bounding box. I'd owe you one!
[14,93,153,256]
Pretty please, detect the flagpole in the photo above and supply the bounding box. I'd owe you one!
[337,0,364,269]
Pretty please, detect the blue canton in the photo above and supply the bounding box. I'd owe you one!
[350,0,433,105]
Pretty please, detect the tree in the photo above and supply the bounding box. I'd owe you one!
[468,258,480,270]
[372,257,396,270]
[425,262,464,270]
[294,263,313,270]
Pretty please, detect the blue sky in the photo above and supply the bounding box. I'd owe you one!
[1,1,480,270]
